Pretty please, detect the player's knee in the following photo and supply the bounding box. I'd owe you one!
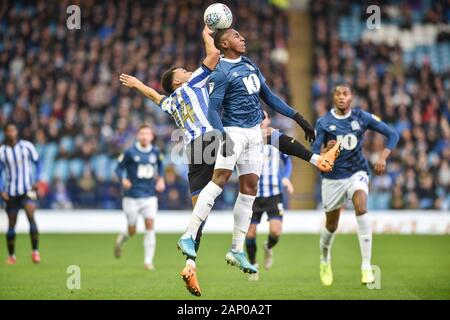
[271,228,282,239]
[240,183,258,196]
[355,206,367,216]
[326,220,339,233]
[212,170,231,188]
[128,227,136,236]
[246,227,257,239]
[145,219,154,230]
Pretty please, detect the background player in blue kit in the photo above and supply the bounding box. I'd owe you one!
[114,124,165,270]
[178,27,341,276]
[246,111,294,281]
[312,84,399,286]
[0,123,42,265]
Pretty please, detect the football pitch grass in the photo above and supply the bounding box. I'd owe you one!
[0,233,449,300]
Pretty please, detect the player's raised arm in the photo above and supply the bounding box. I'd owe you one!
[259,78,315,143]
[202,25,220,71]
[119,74,165,105]
[364,112,400,175]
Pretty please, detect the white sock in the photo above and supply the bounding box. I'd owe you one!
[183,182,222,239]
[186,259,196,268]
[118,233,129,244]
[144,229,156,265]
[231,193,256,252]
[356,214,372,270]
[320,226,336,264]
[310,154,319,166]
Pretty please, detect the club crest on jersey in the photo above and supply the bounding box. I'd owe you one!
[245,63,255,71]
[329,125,336,131]
[134,156,140,162]
[149,154,156,163]
[351,120,361,131]
[208,82,215,94]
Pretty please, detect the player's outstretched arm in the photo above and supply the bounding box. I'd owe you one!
[119,74,165,105]
[259,81,315,143]
[202,26,220,71]
[366,113,400,175]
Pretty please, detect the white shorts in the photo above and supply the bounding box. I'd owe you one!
[122,196,158,226]
[214,125,264,177]
[321,171,369,212]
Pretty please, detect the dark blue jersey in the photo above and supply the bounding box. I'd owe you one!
[115,143,164,198]
[312,108,399,180]
[207,56,265,128]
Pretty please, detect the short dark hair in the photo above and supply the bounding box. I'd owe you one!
[161,66,178,94]
[4,122,16,132]
[213,28,230,53]
[334,83,353,93]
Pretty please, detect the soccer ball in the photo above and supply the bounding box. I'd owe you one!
[204,3,233,30]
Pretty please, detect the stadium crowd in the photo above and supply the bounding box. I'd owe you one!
[0,0,291,209]
[311,0,450,210]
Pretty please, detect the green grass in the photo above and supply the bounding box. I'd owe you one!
[0,233,449,299]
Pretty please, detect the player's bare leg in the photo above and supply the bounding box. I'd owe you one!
[24,203,40,264]
[245,223,259,281]
[115,225,135,258]
[319,208,340,286]
[6,211,18,265]
[264,219,282,270]
[143,218,156,270]
[225,173,258,274]
[352,190,374,284]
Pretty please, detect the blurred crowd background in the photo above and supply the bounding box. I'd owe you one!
[0,0,291,209]
[0,0,448,210]
[311,0,450,210]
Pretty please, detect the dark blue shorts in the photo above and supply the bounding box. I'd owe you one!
[5,193,36,214]
[251,194,284,224]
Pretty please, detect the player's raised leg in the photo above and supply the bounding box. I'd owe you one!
[24,202,40,264]
[352,189,374,284]
[245,223,259,280]
[320,209,340,286]
[270,130,341,173]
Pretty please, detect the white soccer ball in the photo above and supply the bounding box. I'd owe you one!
[204,3,233,30]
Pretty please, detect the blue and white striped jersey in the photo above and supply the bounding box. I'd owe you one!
[257,145,292,198]
[159,64,214,144]
[0,140,42,197]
